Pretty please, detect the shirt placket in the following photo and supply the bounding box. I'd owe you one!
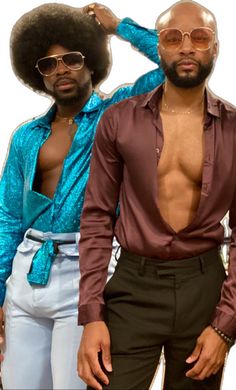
[201,115,215,198]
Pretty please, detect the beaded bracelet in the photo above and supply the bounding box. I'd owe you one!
[211,325,234,348]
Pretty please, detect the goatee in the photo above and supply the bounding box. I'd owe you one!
[46,79,91,106]
[160,57,214,88]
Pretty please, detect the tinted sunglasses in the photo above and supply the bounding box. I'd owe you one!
[35,51,85,76]
[158,27,215,51]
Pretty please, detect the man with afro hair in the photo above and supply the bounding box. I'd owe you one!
[0,2,164,390]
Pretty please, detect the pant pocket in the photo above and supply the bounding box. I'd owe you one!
[103,263,121,298]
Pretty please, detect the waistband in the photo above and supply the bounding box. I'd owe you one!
[25,228,79,252]
[119,247,220,276]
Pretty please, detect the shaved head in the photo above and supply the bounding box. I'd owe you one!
[156,1,217,37]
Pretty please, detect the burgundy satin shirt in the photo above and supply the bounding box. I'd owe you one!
[79,85,236,338]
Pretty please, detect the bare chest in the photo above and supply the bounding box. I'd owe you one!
[37,122,77,172]
[158,114,204,182]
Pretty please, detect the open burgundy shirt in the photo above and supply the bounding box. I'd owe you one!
[79,85,236,338]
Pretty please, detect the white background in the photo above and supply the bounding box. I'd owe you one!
[1,1,235,389]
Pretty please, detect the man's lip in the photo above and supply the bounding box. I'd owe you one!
[177,60,198,66]
[55,78,76,88]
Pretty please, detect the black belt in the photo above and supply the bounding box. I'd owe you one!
[26,233,76,254]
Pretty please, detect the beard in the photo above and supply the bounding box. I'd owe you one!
[45,79,91,106]
[160,57,214,88]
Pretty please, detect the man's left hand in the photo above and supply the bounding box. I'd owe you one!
[186,326,229,380]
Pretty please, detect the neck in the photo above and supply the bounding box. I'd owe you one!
[55,88,93,119]
[162,80,206,113]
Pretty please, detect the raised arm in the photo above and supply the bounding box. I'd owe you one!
[85,3,159,63]
[85,3,165,104]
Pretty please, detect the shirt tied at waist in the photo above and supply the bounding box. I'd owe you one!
[25,230,77,286]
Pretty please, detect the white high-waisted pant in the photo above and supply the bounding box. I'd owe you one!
[1,229,119,390]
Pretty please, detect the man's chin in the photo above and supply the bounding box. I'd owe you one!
[45,81,91,106]
[168,73,204,88]
[55,95,81,106]
[173,79,202,88]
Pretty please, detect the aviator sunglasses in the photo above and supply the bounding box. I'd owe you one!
[158,27,215,51]
[35,51,85,76]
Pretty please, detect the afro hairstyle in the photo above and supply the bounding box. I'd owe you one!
[10,2,111,93]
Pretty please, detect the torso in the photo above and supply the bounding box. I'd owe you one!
[33,120,77,199]
[157,112,204,232]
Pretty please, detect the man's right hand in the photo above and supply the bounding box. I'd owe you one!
[83,3,121,34]
[77,321,112,390]
[0,307,4,361]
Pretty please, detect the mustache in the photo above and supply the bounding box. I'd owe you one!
[175,57,200,66]
[54,77,76,88]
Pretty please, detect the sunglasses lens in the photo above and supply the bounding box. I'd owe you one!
[159,28,214,51]
[37,57,57,76]
[160,29,182,50]
[63,52,84,70]
[191,28,213,50]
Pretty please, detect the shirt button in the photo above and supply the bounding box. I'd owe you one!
[156,147,160,154]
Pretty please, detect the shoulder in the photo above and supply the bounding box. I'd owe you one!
[219,98,236,130]
[218,96,236,115]
[207,90,236,121]
[11,115,45,150]
[103,90,151,119]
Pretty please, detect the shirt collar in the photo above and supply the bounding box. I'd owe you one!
[141,83,234,118]
[80,91,103,113]
[34,91,103,128]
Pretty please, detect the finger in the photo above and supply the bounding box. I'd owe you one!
[101,342,112,372]
[191,362,216,381]
[186,358,206,378]
[88,354,109,386]
[85,4,96,15]
[95,17,101,26]
[0,313,5,345]
[186,342,202,364]
[79,360,103,390]
[212,365,222,375]
[0,326,4,343]
[88,3,96,10]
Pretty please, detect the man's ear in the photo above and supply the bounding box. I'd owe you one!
[213,41,218,58]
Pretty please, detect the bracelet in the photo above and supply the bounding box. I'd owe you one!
[211,325,234,348]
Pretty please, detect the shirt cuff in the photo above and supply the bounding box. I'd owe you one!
[78,303,105,325]
[211,308,236,339]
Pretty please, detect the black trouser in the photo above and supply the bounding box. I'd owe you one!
[89,247,226,390]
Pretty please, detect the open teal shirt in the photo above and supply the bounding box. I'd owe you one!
[0,18,164,305]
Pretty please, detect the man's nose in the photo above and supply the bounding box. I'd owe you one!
[180,33,195,53]
[56,58,68,74]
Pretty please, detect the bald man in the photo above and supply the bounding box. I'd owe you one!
[77,1,236,389]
